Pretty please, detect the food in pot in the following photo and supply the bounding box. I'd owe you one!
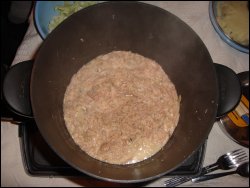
[63,51,180,165]
[216,1,249,46]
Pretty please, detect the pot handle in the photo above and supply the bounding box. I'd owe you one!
[2,61,242,120]
[2,60,33,119]
[214,63,242,118]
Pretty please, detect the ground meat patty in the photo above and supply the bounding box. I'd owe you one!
[63,51,180,165]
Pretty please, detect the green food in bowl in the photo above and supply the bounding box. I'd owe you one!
[48,1,97,32]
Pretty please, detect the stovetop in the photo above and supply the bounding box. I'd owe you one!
[18,120,206,178]
[1,61,206,180]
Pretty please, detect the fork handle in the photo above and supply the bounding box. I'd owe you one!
[164,166,219,187]
[164,164,219,187]
[164,177,192,187]
[201,165,219,174]
[192,171,236,183]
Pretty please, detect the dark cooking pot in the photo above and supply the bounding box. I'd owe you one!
[3,2,242,183]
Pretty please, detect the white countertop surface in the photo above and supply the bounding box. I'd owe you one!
[1,1,249,187]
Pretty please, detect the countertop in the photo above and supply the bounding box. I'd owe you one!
[1,1,249,187]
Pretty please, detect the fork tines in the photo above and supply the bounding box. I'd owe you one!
[227,148,244,156]
[164,149,248,187]
[227,148,248,167]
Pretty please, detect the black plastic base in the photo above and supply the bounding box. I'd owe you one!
[19,120,206,178]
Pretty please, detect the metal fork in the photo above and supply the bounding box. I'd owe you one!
[164,149,248,187]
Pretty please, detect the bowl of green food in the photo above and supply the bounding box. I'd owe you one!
[34,1,98,39]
